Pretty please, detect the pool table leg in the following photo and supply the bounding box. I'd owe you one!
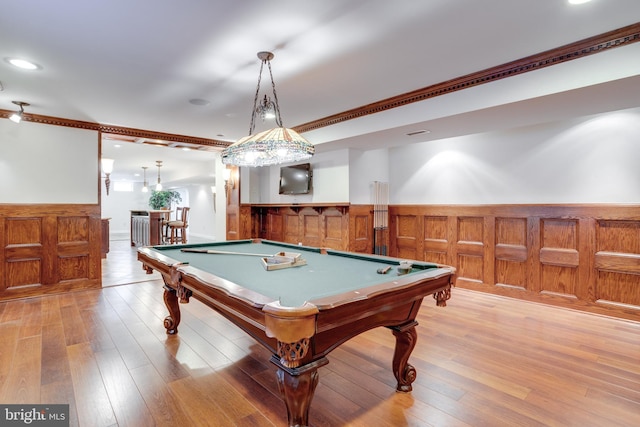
[390,321,418,392]
[163,285,181,335]
[271,355,329,427]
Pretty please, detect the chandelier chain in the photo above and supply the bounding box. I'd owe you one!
[266,60,283,128]
[249,60,265,135]
[249,57,283,135]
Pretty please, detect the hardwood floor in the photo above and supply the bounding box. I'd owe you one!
[0,240,639,426]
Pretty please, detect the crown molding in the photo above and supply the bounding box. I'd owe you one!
[0,111,229,149]
[293,22,640,134]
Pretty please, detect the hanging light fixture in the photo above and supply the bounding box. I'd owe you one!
[9,101,29,123]
[101,158,114,196]
[221,51,314,167]
[256,94,276,120]
[141,166,149,193]
[155,160,163,191]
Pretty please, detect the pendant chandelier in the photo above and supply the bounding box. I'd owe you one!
[155,160,163,191]
[141,166,149,193]
[221,51,314,167]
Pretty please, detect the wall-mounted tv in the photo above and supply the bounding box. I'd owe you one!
[279,163,312,195]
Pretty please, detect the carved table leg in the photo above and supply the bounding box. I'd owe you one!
[390,321,418,392]
[163,285,181,334]
[271,355,328,427]
[434,287,452,307]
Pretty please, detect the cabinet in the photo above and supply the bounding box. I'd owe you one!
[240,204,374,253]
[130,210,169,246]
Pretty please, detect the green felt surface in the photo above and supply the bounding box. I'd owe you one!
[149,240,440,307]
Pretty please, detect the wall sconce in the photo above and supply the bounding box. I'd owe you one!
[101,158,114,196]
[224,167,235,197]
[9,101,29,123]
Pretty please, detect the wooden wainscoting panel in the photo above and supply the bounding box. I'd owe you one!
[6,217,42,244]
[0,204,101,301]
[225,210,239,240]
[456,255,484,285]
[594,219,640,307]
[58,255,89,281]
[282,209,302,245]
[4,217,45,291]
[266,210,284,242]
[596,219,640,253]
[495,216,528,288]
[457,216,483,242]
[57,216,89,242]
[539,218,579,298]
[596,270,640,307]
[540,264,578,298]
[495,217,528,290]
[238,205,252,241]
[422,216,448,264]
[388,204,640,321]
[542,218,578,249]
[244,204,362,252]
[456,217,484,284]
[393,212,421,260]
[322,207,348,251]
[300,207,322,247]
[6,259,41,289]
[349,205,373,254]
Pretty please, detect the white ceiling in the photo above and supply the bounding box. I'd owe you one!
[1,0,640,184]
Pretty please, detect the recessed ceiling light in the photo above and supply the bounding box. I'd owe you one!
[568,0,592,4]
[5,57,42,70]
[189,98,210,106]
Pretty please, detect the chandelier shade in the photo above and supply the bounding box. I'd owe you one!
[222,127,314,167]
[221,51,314,167]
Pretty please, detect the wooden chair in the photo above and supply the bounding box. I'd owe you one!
[167,207,190,244]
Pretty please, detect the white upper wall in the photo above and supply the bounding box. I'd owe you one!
[243,106,640,206]
[0,120,98,204]
[390,107,640,204]
[348,148,389,205]
[4,103,638,210]
[243,149,351,204]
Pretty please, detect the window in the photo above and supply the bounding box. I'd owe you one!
[114,182,133,192]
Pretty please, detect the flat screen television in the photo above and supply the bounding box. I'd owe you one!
[279,163,312,195]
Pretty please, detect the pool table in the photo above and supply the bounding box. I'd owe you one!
[138,239,455,427]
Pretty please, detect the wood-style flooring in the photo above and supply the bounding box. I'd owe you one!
[0,239,639,426]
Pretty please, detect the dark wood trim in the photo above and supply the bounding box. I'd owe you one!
[0,111,229,149]
[294,22,640,134]
[99,124,228,149]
